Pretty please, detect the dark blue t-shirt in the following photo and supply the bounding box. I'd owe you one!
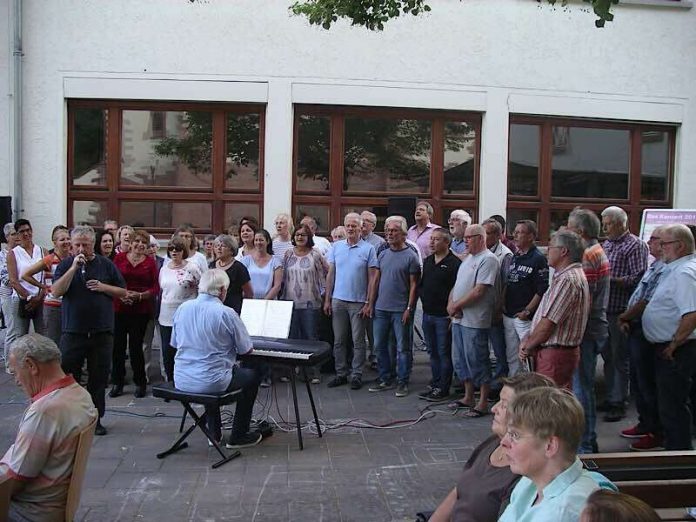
[504,246,549,317]
[54,255,126,334]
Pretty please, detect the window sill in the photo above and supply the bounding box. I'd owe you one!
[620,0,692,8]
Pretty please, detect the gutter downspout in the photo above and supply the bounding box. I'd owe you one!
[9,0,22,220]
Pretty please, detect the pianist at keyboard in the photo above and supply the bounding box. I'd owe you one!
[171,268,264,449]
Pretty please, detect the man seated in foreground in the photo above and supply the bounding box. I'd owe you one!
[171,268,263,449]
[499,387,614,522]
[429,372,555,522]
[1,333,97,522]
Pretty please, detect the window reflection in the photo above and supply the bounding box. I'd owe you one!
[223,203,260,233]
[506,209,539,237]
[294,205,330,234]
[225,113,261,191]
[72,200,108,226]
[341,206,388,233]
[73,109,107,186]
[121,110,213,188]
[443,122,476,195]
[296,115,330,192]
[343,117,431,194]
[508,124,539,197]
[551,127,629,199]
[120,201,212,230]
[641,131,669,201]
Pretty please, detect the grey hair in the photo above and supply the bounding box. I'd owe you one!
[3,222,15,237]
[71,225,96,243]
[466,223,485,238]
[416,200,434,218]
[384,215,408,233]
[360,211,377,224]
[663,224,696,254]
[568,208,601,239]
[103,219,117,227]
[274,213,295,234]
[482,218,503,236]
[215,234,239,257]
[198,268,230,297]
[551,230,585,263]
[300,215,317,229]
[450,209,472,226]
[601,206,628,227]
[344,212,363,227]
[331,226,347,239]
[10,333,62,367]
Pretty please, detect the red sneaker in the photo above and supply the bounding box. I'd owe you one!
[620,425,647,439]
[629,433,664,452]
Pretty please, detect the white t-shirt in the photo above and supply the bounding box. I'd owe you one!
[313,235,331,256]
[187,251,209,275]
[158,262,201,326]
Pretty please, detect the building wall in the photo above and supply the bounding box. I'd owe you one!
[7,0,696,243]
[0,0,11,201]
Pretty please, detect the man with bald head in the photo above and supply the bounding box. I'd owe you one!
[642,224,696,450]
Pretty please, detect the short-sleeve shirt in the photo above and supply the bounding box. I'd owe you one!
[112,252,160,315]
[42,253,65,307]
[327,239,378,303]
[451,249,500,329]
[282,249,326,309]
[241,255,282,299]
[642,254,696,344]
[211,260,251,315]
[420,251,462,317]
[0,376,97,522]
[504,246,549,318]
[375,246,421,312]
[172,293,253,393]
[531,263,590,347]
[187,251,209,275]
[406,222,439,259]
[452,435,519,522]
[54,255,126,334]
[498,459,601,522]
[581,241,610,340]
[603,231,649,314]
[158,262,201,326]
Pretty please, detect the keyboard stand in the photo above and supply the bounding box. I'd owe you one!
[288,367,323,450]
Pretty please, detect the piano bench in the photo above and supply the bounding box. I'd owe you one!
[152,382,243,469]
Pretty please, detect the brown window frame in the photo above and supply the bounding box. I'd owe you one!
[67,99,265,235]
[292,104,482,231]
[507,115,676,241]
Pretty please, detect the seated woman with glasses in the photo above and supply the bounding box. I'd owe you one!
[158,237,201,383]
[498,387,615,522]
[428,373,555,522]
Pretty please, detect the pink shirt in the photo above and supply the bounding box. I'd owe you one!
[406,222,439,260]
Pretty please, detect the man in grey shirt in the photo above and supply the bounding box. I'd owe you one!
[368,216,420,397]
[447,224,500,416]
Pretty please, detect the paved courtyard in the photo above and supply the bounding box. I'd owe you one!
[0,350,638,522]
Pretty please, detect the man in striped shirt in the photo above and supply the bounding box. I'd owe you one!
[519,230,590,390]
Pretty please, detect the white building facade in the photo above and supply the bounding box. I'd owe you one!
[1,0,694,243]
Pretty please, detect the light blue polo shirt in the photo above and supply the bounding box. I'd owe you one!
[499,459,613,522]
[327,238,378,303]
[172,293,253,393]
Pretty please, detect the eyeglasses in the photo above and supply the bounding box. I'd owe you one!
[648,236,660,242]
[463,234,481,241]
[295,233,308,238]
[16,228,32,235]
[167,246,183,252]
[660,240,681,247]
[505,429,536,444]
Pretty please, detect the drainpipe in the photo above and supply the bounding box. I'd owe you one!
[9,0,23,219]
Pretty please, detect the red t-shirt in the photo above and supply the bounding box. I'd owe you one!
[112,252,160,316]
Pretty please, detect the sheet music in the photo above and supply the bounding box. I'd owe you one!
[240,299,293,338]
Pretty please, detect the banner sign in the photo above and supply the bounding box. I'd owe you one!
[640,209,696,243]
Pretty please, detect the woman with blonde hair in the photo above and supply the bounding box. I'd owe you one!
[580,490,659,522]
[272,213,294,260]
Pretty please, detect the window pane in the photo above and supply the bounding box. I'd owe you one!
[441,207,475,226]
[225,113,261,191]
[120,201,212,230]
[551,127,629,199]
[508,124,539,197]
[121,110,213,188]
[443,122,476,195]
[296,115,330,193]
[73,109,107,186]
[506,208,538,237]
[341,205,388,234]
[72,200,108,226]
[641,131,669,201]
[294,205,330,235]
[223,203,260,234]
[343,117,431,193]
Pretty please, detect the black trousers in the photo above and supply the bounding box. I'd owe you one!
[206,365,261,441]
[112,312,149,387]
[159,325,176,382]
[60,331,112,418]
[655,339,696,450]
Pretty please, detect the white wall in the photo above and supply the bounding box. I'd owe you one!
[10,0,696,243]
[0,0,10,201]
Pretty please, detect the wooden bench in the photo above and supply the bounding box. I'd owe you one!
[581,451,696,520]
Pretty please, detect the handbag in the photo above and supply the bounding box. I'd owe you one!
[18,297,37,320]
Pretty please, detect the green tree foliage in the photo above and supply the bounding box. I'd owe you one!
[290,0,619,29]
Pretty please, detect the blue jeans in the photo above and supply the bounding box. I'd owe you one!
[422,313,452,393]
[290,308,319,341]
[453,324,490,386]
[489,321,507,384]
[374,309,413,384]
[572,336,606,453]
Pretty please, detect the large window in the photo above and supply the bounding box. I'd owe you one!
[68,100,264,234]
[507,116,675,241]
[293,105,481,233]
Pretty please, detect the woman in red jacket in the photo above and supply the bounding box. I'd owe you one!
[110,228,160,398]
